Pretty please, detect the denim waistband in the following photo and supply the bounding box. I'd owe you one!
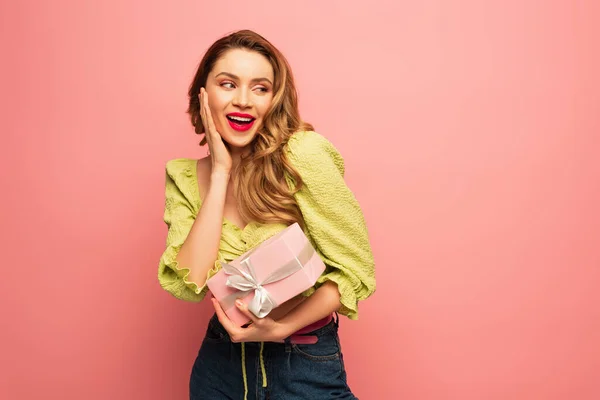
[208,311,339,342]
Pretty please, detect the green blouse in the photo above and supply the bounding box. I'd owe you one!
[157,130,376,319]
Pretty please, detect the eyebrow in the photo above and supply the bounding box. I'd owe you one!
[215,72,273,86]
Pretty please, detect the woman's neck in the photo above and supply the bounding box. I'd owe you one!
[229,145,251,170]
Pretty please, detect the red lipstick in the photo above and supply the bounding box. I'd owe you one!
[226,112,256,132]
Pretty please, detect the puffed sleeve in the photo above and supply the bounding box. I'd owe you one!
[284,131,376,320]
[157,159,220,302]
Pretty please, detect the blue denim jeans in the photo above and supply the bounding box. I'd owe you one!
[189,312,359,400]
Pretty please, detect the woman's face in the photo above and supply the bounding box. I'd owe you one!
[205,48,275,151]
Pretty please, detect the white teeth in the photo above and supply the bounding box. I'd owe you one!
[228,116,253,122]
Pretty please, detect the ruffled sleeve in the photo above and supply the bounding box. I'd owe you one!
[285,131,376,320]
[157,158,220,302]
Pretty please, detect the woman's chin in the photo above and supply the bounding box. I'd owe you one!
[221,131,257,150]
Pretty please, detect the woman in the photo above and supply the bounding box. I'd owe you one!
[157,29,376,400]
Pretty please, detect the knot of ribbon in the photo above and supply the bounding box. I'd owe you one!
[221,251,304,318]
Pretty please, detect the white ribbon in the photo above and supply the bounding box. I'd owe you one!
[220,241,314,318]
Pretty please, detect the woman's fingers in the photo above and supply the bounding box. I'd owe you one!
[199,88,232,171]
[199,88,212,148]
[202,88,218,137]
[235,299,260,325]
[198,90,205,130]
[211,297,286,343]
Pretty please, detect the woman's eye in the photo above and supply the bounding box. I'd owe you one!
[220,82,268,92]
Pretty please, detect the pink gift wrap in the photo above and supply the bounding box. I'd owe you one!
[206,222,326,326]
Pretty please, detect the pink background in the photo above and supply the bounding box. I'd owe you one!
[2,1,599,399]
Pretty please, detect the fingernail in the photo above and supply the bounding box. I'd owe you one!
[235,299,243,307]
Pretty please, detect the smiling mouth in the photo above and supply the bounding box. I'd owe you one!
[226,115,256,132]
[226,115,255,124]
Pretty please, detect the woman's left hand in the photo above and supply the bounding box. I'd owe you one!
[211,297,289,343]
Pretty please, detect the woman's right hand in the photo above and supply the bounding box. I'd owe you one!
[200,87,232,174]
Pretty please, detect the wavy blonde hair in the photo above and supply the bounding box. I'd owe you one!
[186,30,314,229]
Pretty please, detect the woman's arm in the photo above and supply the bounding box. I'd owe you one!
[160,89,235,300]
[275,281,341,337]
[284,131,376,320]
[158,160,230,301]
[175,168,230,287]
[172,86,235,292]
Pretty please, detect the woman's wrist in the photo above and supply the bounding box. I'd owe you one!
[210,168,230,182]
[273,320,295,341]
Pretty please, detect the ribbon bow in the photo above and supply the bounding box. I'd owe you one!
[220,242,314,318]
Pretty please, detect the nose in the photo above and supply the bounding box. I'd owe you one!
[232,87,252,108]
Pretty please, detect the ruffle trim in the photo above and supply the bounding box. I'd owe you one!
[315,271,360,320]
[163,243,222,297]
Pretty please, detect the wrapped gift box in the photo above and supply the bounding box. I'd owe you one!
[206,222,326,326]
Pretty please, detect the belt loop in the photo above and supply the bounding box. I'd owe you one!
[334,311,340,328]
[284,336,292,353]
